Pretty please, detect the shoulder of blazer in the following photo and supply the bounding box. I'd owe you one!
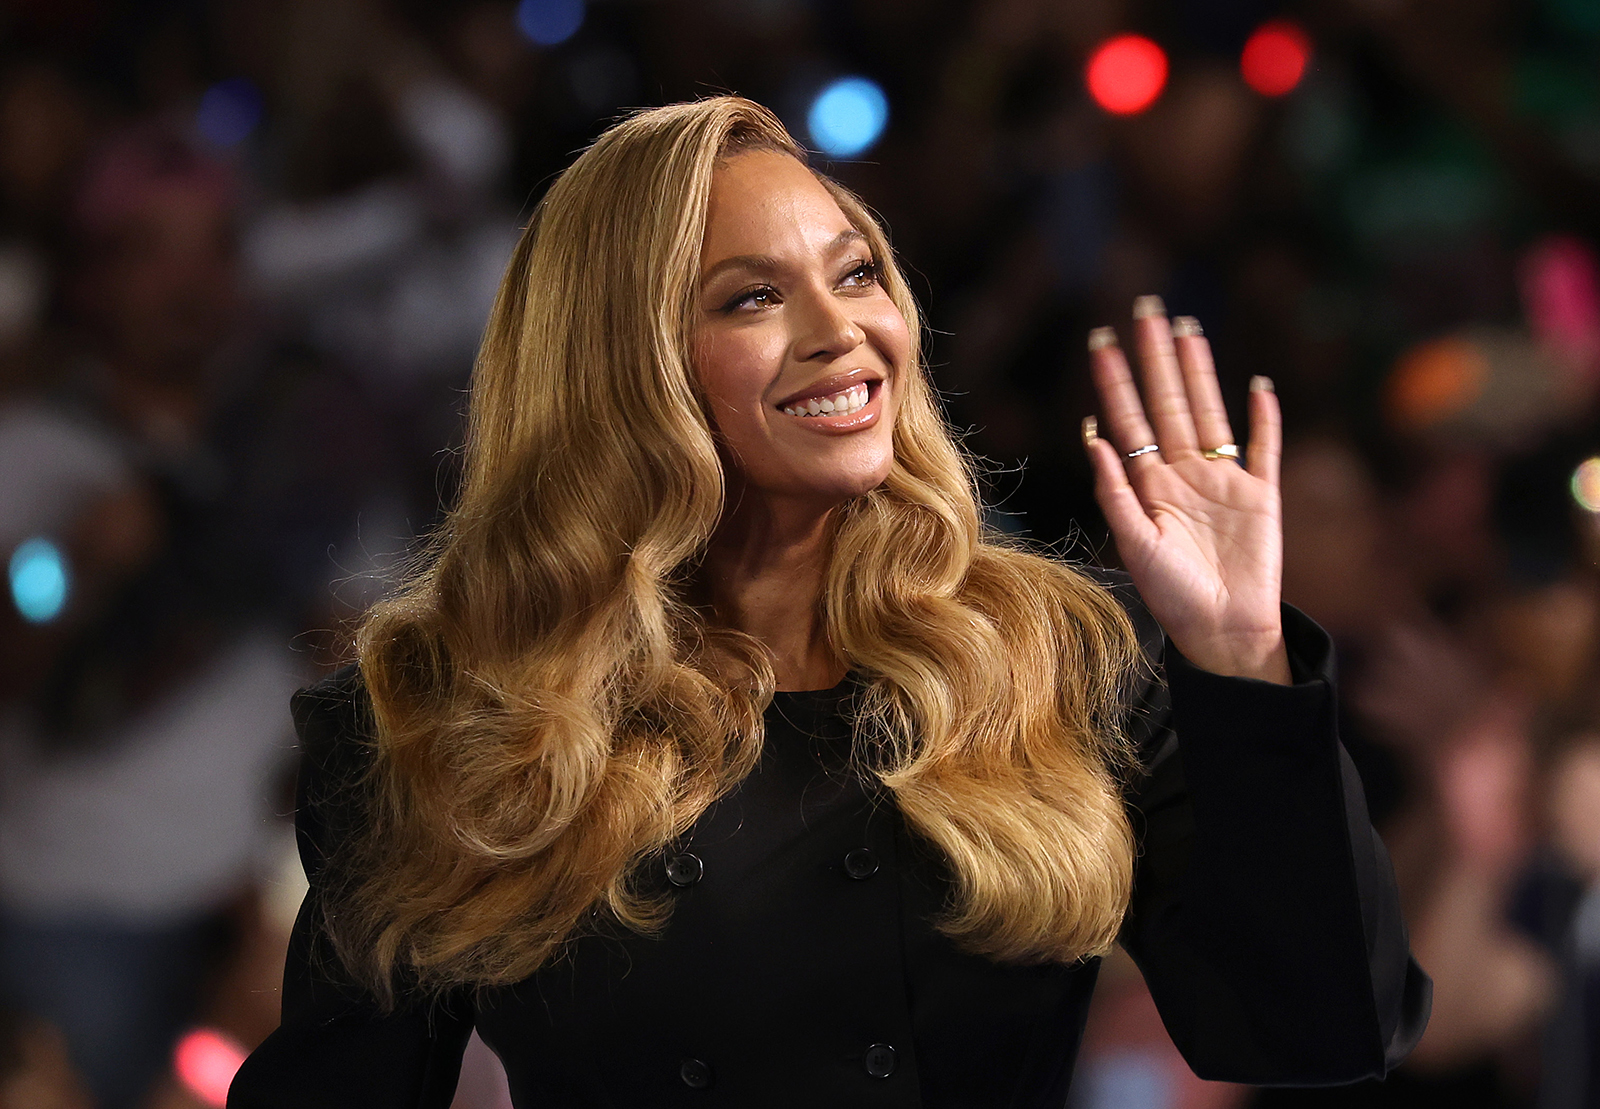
[288,662,376,881]
[291,662,373,778]
[291,661,368,745]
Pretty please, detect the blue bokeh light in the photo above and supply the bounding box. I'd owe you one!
[807,77,889,158]
[517,0,585,46]
[196,78,264,147]
[9,537,69,624]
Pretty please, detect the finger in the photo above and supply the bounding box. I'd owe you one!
[1083,417,1159,550]
[1171,316,1235,451]
[1088,328,1162,469]
[1132,296,1199,455]
[1245,376,1281,486]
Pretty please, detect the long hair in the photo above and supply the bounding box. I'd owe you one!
[340,96,1142,1001]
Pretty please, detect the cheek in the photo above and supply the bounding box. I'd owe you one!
[868,305,913,419]
[694,329,778,434]
[867,301,913,376]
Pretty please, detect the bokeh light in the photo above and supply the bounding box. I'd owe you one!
[1573,457,1600,512]
[807,77,889,158]
[196,78,264,147]
[1085,34,1168,116]
[9,537,69,624]
[1519,235,1600,367]
[1385,336,1489,431]
[516,0,585,46]
[174,1028,247,1107]
[1240,20,1312,98]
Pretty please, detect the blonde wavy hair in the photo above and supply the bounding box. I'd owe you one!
[338,96,1143,1001]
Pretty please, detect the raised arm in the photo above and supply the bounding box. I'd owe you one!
[1101,573,1430,1082]
[1084,301,1430,1082]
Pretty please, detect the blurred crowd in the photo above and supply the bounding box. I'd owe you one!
[0,0,1594,1107]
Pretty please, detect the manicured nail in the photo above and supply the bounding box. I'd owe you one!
[1132,294,1166,319]
[1087,326,1118,352]
[1082,415,1098,447]
[1171,315,1202,338]
[1250,375,1274,393]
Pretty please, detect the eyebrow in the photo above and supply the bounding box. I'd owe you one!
[699,229,869,288]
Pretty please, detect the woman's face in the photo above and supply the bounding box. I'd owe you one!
[694,149,908,510]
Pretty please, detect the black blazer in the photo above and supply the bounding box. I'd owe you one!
[229,578,1430,1108]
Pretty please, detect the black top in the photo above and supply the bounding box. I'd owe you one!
[229,579,1430,1108]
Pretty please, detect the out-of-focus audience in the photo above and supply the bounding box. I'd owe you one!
[0,1,1594,1107]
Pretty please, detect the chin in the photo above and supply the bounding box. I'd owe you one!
[825,439,894,496]
[820,462,894,503]
[736,442,895,509]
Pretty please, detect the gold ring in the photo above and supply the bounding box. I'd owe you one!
[1202,444,1240,461]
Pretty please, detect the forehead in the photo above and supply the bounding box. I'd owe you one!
[700,149,856,264]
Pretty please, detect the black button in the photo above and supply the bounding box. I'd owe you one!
[843,847,879,880]
[864,1043,896,1078]
[680,1057,712,1088]
[666,853,703,887]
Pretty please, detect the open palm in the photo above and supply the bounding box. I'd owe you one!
[1084,300,1290,684]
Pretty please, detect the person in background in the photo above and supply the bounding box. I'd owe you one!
[0,123,305,1109]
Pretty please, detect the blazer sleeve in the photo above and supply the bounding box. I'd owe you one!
[1104,576,1432,1086]
[228,665,474,1109]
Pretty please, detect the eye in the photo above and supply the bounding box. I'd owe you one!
[723,285,779,312]
[840,259,879,289]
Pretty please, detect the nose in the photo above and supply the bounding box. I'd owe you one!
[792,288,865,362]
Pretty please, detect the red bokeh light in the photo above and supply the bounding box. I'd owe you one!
[1086,34,1169,116]
[1240,19,1312,97]
[174,1028,248,1107]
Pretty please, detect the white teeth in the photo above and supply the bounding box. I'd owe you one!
[784,382,873,417]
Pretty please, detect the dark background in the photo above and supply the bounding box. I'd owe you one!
[0,0,1596,1106]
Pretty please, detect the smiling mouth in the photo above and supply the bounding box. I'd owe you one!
[780,381,872,417]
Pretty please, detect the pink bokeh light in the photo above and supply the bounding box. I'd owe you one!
[174,1027,248,1107]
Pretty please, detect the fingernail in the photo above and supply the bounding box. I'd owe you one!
[1087,326,1118,352]
[1250,375,1274,393]
[1082,415,1098,446]
[1171,315,1203,338]
[1132,294,1166,319]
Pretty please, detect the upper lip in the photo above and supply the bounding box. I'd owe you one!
[774,367,883,410]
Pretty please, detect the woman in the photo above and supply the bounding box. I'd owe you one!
[229,97,1428,1107]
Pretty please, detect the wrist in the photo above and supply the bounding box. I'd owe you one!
[1173,630,1292,685]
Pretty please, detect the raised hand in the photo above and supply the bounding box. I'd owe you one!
[1083,296,1290,684]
